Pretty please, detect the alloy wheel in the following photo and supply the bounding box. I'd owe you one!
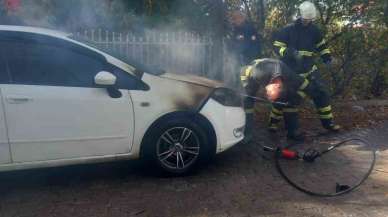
[156,127,200,171]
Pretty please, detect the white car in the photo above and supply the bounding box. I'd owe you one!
[0,25,245,174]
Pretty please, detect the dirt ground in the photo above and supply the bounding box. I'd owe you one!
[0,101,388,217]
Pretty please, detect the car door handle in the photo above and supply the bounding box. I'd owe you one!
[6,96,33,104]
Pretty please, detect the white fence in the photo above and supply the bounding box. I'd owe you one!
[74,30,216,77]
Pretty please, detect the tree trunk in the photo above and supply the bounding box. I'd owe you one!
[210,0,226,81]
[384,1,388,27]
[256,0,266,32]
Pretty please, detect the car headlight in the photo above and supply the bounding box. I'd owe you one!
[211,88,243,107]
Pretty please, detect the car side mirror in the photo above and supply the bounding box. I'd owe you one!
[94,71,122,98]
[94,71,117,86]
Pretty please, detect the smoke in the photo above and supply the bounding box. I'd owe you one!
[0,0,245,89]
[2,0,130,31]
[18,0,53,28]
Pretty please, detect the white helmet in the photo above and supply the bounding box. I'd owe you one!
[299,1,317,20]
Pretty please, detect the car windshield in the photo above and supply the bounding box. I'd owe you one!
[68,34,165,76]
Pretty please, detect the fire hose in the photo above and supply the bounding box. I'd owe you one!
[240,93,290,106]
[239,93,376,197]
[262,138,376,197]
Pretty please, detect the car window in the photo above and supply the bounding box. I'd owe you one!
[69,35,165,76]
[109,65,142,90]
[2,40,104,87]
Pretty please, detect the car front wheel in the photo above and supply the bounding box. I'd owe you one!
[143,117,213,175]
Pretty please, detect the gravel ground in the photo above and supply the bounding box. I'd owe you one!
[0,120,388,217]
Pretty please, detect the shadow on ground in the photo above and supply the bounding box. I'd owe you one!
[0,122,388,217]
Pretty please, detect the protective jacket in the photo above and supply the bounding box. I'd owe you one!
[240,58,307,137]
[240,58,305,104]
[272,19,331,76]
[228,21,261,64]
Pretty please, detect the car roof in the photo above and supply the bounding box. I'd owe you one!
[0,25,71,39]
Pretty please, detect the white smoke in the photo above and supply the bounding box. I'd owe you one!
[1,0,244,88]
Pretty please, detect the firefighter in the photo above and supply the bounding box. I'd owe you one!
[271,1,341,135]
[241,58,308,142]
[227,11,261,65]
[225,11,262,87]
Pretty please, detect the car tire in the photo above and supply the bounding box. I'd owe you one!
[142,117,214,175]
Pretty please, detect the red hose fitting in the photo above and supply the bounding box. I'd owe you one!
[281,149,299,159]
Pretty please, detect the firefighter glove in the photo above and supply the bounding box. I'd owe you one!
[286,47,303,61]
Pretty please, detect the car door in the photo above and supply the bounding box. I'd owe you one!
[0,47,11,164]
[0,35,134,163]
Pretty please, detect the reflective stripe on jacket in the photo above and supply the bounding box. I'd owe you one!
[272,19,332,74]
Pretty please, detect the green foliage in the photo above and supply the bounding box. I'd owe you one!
[2,0,386,98]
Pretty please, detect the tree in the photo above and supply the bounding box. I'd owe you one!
[1,0,385,98]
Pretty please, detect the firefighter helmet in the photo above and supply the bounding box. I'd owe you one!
[299,1,317,20]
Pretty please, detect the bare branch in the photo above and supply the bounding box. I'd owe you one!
[241,0,253,22]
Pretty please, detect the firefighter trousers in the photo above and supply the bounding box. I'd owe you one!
[268,70,336,134]
[243,80,259,138]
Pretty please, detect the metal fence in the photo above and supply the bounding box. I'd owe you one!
[74,30,215,77]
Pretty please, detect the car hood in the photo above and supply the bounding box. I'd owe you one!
[159,73,224,88]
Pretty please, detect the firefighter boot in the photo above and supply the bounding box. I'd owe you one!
[317,106,341,132]
[284,108,305,143]
[287,131,305,142]
[321,119,341,132]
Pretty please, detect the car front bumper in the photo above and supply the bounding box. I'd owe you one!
[199,98,245,153]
